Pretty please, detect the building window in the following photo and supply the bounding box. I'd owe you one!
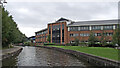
[70,26,78,31]
[52,25,61,43]
[70,34,73,37]
[49,26,51,35]
[69,26,89,31]
[106,41,112,44]
[92,26,101,30]
[115,24,120,29]
[94,33,101,36]
[70,41,75,43]
[79,26,89,31]
[70,33,79,37]
[80,33,89,36]
[103,25,113,30]
[62,24,64,43]
[43,30,48,34]
[46,36,47,38]
[103,32,113,36]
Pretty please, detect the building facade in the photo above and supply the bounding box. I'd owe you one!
[35,18,118,45]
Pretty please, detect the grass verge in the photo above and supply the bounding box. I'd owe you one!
[46,45,119,61]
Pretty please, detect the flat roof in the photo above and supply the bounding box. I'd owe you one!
[68,19,119,26]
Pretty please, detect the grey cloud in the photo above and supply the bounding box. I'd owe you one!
[5,2,118,37]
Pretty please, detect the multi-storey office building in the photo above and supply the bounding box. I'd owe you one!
[35,18,118,45]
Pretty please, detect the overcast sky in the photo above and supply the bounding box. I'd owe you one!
[4,0,119,37]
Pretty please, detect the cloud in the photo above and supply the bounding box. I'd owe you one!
[6,0,120,2]
[5,2,118,37]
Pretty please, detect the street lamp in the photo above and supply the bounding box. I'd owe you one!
[0,0,7,6]
[3,0,7,3]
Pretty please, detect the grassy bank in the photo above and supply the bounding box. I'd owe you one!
[45,45,119,61]
[0,46,14,50]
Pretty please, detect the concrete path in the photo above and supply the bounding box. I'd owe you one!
[0,46,22,61]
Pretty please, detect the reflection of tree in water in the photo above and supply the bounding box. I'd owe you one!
[2,55,18,66]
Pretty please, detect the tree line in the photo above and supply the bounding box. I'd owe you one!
[2,7,27,47]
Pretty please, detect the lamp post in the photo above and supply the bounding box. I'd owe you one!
[0,0,7,6]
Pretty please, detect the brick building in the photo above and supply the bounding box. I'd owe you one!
[35,18,118,45]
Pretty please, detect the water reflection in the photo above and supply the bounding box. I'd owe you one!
[2,46,93,67]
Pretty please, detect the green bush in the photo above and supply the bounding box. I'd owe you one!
[103,43,115,47]
[30,43,35,46]
[71,43,77,46]
[56,44,65,46]
[44,43,55,45]
[24,42,31,46]
[79,42,88,46]
[65,43,71,46]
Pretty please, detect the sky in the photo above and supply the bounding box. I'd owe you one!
[4,0,119,37]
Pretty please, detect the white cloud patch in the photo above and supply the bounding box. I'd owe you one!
[17,8,29,14]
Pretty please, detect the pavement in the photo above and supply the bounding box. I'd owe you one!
[0,46,22,61]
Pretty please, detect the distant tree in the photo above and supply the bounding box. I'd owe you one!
[112,25,120,46]
[101,32,107,46]
[47,35,51,43]
[88,32,96,46]
[74,38,79,46]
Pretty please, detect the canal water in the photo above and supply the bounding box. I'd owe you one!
[2,46,96,67]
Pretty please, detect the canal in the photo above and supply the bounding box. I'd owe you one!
[2,46,96,67]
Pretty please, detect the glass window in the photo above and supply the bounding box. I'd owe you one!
[103,25,113,30]
[103,32,113,36]
[92,26,101,30]
[80,33,89,36]
[62,24,64,43]
[52,25,61,43]
[49,26,51,35]
[70,33,79,37]
[70,26,78,31]
[80,34,83,36]
[94,33,101,36]
[80,26,89,31]
[70,34,73,37]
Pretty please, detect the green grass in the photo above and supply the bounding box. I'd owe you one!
[46,45,119,61]
[0,46,14,50]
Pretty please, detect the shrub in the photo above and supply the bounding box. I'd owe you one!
[44,43,55,45]
[72,38,79,46]
[55,44,65,46]
[24,42,31,46]
[103,43,115,48]
[65,43,71,46]
[79,42,88,46]
[30,43,35,46]
[71,43,78,46]
[88,43,102,47]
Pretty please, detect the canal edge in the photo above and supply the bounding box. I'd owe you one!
[35,46,120,68]
[0,46,23,61]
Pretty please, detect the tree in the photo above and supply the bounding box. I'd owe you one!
[101,32,107,46]
[74,38,79,46]
[88,32,96,46]
[112,25,120,46]
[2,7,27,47]
[47,35,51,43]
